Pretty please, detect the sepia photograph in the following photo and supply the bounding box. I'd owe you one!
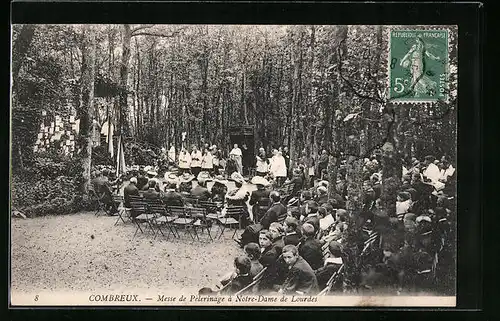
[10,24,457,306]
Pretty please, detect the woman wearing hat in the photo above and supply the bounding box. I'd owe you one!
[225,172,251,227]
[211,175,228,202]
[178,172,195,195]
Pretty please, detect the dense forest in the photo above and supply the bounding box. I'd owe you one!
[10,24,457,216]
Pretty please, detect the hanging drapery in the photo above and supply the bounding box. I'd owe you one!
[116,135,126,177]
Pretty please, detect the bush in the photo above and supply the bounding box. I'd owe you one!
[11,152,90,217]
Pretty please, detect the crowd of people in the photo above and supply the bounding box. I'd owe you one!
[198,153,456,296]
[89,144,456,296]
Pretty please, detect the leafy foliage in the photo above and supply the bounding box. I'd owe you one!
[11,152,88,217]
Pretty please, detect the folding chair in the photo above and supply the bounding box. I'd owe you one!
[216,205,245,240]
[113,194,129,226]
[188,206,213,242]
[184,196,199,207]
[88,187,108,217]
[169,206,196,241]
[147,199,178,240]
[130,196,155,238]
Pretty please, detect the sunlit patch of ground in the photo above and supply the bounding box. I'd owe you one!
[11,212,241,293]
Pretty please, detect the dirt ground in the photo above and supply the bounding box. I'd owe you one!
[11,212,242,294]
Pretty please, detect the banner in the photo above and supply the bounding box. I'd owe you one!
[116,135,126,177]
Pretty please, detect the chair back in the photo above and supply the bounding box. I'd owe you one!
[184,196,199,206]
[129,195,147,215]
[226,205,246,220]
[199,200,223,214]
[146,198,166,215]
[167,206,188,218]
[187,206,208,221]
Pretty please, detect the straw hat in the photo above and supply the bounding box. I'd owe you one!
[318,180,329,188]
[251,176,270,186]
[197,171,213,183]
[147,170,158,177]
[164,172,179,185]
[230,172,246,185]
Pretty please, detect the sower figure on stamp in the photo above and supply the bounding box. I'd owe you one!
[400,37,441,98]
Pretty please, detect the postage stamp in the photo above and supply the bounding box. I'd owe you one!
[388,29,449,102]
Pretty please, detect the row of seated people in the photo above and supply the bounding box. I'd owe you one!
[201,217,344,295]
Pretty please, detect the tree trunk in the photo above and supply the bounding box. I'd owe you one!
[380,103,402,218]
[12,25,36,94]
[119,24,132,136]
[79,25,96,193]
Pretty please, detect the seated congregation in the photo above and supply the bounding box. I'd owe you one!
[90,151,456,296]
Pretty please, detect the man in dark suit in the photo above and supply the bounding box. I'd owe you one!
[190,179,212,201]
[299,190,313,218]
[123,177,140,208]
[91,170,117,214]
[137,169,149,191]
[249,184,271,223]
[260,191,287,229]
[303,201,321,233]
[143,180,160,199]
[236,191,285,247]
[283,216,302,246]
[298,223,324,271]
[162,182,184,207]
[315,240,344,290]
[279,245,319,295]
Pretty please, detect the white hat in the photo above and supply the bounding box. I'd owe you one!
[230,172,246,184]
[164,172,179,184]
[144,165,152,172]
[197,171,213,183]
[416,215,432,223]
[251,176,270,186]
[147,170,158,177]
[318,180,329,188]
[213,175,226,185]
[317,186,328,194]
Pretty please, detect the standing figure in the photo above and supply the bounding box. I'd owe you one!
[190,145,202,178]
[270,149,287,187]
[230,143,243,175]
[201,146,214,175]
[255,147,270,177]
[282,146,291,178]
[168,146,176,166]
[178,148,192,174]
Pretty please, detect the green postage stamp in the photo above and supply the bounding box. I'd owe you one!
[389,29,449,102]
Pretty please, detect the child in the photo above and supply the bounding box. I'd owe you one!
[315,240,344,290]
[244,242,264,278]
[220,255,253,295]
